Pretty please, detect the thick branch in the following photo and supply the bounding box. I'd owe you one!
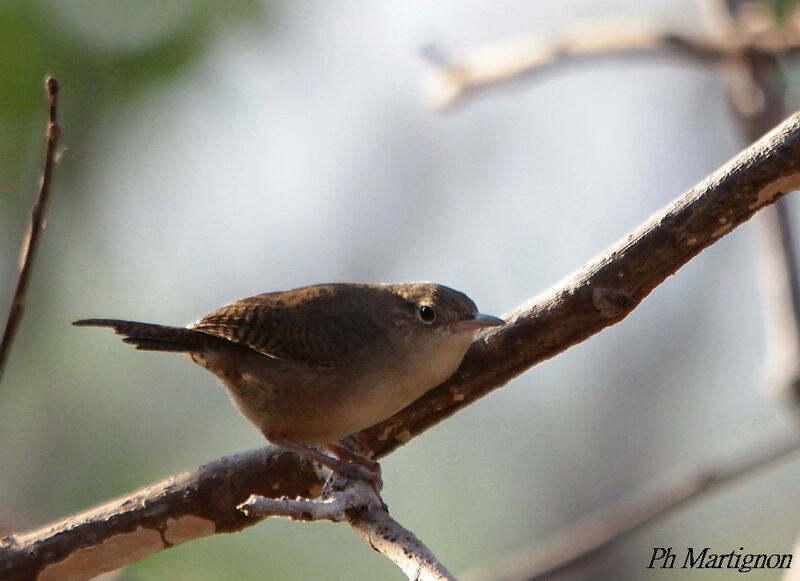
[0,448,321,581]
[0,77,61,384]
[354,110,800,460]
[449,6,800,579]
[5,112,800,579]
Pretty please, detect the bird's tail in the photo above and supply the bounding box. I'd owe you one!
[73,319,213,352]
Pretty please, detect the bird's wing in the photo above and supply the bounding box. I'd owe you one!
[189,286,380,369]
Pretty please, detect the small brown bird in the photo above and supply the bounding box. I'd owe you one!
[74,282,504,482]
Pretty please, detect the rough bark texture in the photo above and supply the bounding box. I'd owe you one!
[0,449,321,581]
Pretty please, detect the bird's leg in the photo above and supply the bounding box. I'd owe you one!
[268,435,382,490]
[323,440,381,474]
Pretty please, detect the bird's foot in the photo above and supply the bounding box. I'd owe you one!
[268,435,383,492]
[334,460,383,492]
[323,440,380,472]
[323,440,382,492]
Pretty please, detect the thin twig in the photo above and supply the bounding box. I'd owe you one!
[424,25,719,109]
[239,480,377,523]
[0,76,61,384]
[423,20,800,109]
[463,436,800,581]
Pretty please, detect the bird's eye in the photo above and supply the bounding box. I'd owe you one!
[418,305,435,323]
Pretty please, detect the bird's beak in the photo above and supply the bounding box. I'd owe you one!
[451,312,505,332]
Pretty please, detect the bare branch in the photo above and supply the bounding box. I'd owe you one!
[465,435,800,581]
[4,110,800,579]
[423,21,800,109]
[239,480,377,523]
[702,0,800,408]
[241,477,456,580]
[460,6,800,580]
[0,448,322,581]
[0,76,61,384]
[347,497,457,581]
[354,110,800,461]
[700,3,800,579]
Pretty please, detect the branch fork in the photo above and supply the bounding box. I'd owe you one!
[239,474,457,581]
[238,475,382,523]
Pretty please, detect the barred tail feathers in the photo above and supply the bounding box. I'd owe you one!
[73,319,209,352]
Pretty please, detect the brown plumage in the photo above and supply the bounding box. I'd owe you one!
[74,282,504,484]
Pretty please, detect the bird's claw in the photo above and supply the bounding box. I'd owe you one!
[323,460,383,495]
[340,461,383,492]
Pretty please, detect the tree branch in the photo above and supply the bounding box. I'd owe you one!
[241,478,457,581]
[353,109,800,461]
[4,108,800,579]
[458,5,800,579]
[699,3,800,580]
[347,497,457,581]
[703,0,800,407]
[422,4,800,578]
[239,483,370,523]
[423,21,800,109]
[464,435,800,581]
[0,76,61,385]
[0,448,322,581]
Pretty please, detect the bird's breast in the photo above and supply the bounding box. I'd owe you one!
[332,329,476,433]
[189,329,475,445]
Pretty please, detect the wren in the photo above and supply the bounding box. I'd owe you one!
[74,282,504,484]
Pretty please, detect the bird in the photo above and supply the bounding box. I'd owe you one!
[73,282,504,484]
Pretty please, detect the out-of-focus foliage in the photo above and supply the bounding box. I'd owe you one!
[772,0,800,21]
[0,0,265,226]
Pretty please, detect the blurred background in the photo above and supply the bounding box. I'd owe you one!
[2,0,799,579]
